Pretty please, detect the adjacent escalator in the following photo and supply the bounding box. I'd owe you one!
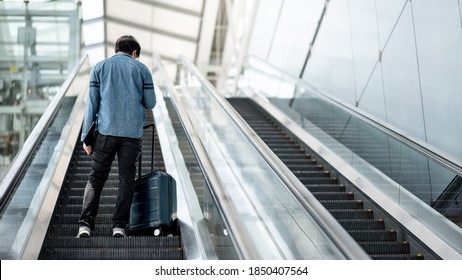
[228,97,425,260]
[38,110,184,260]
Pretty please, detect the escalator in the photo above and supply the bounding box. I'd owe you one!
[228,97,425,260]
[38,109,184,260]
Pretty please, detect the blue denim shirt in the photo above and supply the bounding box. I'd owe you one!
[81,53,156,141]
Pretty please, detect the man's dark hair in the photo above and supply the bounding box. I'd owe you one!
[114,35,141,57]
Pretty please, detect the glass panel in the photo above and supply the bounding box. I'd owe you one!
[152,60,239,259]
[0,57,90,259]
[0,1,81,179]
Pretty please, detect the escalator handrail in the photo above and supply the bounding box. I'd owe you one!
[153,56,249,259]
[0,54,89,209]
[241,55,462,177]
[177,55,371,260]
[151,52,219,260]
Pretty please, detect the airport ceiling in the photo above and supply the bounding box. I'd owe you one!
[82,0,208,69]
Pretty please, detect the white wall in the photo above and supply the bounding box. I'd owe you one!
[246,0,462,162]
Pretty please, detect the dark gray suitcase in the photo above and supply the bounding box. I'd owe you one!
[129,124,178,235]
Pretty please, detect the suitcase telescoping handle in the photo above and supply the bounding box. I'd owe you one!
[138,124,155,179]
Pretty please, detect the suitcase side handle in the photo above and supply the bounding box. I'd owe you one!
[138,124,155,178]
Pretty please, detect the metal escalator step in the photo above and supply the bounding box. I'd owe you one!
[318,200,364,210]
[312,192,354,200]
[263,139,299,145]
[358,241,410,255]
[337,219,385,230]
[293,170,331,178]
[329,209,374,219]
[39,248,184,260]
[370,253,424,260]
[48,224,125,237]
[306,184,346,193]
[49,213,109,225]
[41,236,182,249]
[61,187,120,197]
[57,204,118,215]
[263,139,298,145]
[277,153,313,160]
[299,177,338,185]
[60,195,117,205]
[284,164,323,171]
[348,230,397,242]
[269,148,304,154]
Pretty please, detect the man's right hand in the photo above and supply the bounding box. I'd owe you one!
[83,143,93,155]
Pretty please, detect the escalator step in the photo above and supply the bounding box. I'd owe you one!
[277,153,313,160]
[312,192,354,200]
[348,230,397,242]
[60,195,117,205]
[292,170,331,178]
[370,253,424,260]
[56,204,118,215]
[49,213,109,225]
[358,241,410,255]
[329,209,374,220]
[318,200,364,210]
[284,164,324,171]
[39,248,184,260]
[60,187,120,197]
[41,236,181,248]
[299,177,338,185]
[337,219,385,230]
[306,184,346,192]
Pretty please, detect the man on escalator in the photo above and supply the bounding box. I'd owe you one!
[77,35,156,238]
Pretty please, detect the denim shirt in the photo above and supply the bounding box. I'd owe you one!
[81,53,156,141]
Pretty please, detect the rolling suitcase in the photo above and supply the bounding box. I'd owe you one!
[129,124,178,236]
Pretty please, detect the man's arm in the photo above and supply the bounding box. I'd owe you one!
[142,69,156,109]
[81,68,100,154]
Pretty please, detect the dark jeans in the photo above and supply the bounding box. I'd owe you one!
[79,133,141,230]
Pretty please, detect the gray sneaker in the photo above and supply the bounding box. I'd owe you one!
[112,227,126,237]
[77,226,91,238]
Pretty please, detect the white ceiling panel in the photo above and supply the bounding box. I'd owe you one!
[106,0,154,27]
[151,7,201,38]
[146,0,204,13]
[82,0,210,68]
[104,0,202,62]
[150,33,197,60]
[106,22,153,52]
